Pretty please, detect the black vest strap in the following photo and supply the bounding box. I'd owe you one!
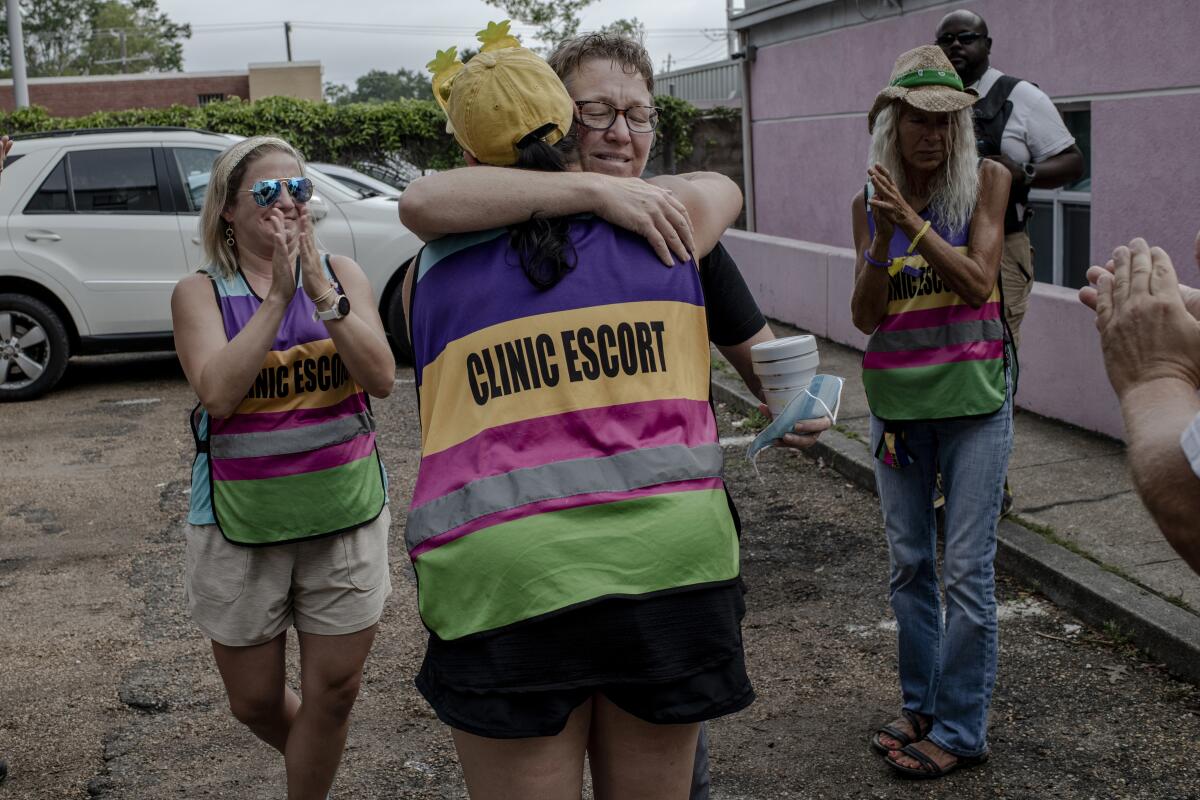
[973,74,1029,234]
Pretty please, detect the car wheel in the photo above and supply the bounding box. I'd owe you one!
[385,262,414,365]
[0,293,71,402]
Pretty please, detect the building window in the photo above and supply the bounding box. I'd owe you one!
[196,93,226,106]
[1027,106,1091,288]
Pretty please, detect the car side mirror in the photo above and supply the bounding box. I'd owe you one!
[308,194,329,221]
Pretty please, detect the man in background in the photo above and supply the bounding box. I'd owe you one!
[937,9,1085,514]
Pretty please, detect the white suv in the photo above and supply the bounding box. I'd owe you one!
[0,127,421,401]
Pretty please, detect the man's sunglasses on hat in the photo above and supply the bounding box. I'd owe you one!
[935,31,985,47]
[243,177,314,207]
[574,101,661,134]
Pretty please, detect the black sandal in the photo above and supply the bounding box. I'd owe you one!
[886,742,989,779]
[869,709,929,756]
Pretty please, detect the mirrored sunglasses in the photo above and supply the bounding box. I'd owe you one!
[244,177,314,207]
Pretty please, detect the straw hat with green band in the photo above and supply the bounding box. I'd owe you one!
[867,45,978,133]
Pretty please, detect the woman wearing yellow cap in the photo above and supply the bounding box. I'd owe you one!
[399,23,753,798]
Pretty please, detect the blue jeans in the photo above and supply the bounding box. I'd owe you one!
[870,388,1013,757]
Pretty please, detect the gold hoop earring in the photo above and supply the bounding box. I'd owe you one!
[225,226,235,247]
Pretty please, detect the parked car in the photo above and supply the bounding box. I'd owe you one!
[0,127,420,401]
[309,162,401,200]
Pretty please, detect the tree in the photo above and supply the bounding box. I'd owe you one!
[484,0,594,52]
[327,68,433,105]
[83,0,189,74]
[483,2,645,54]
[599,17,645,44]
[0,0,190,77]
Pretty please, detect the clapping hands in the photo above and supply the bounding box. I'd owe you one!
[868,164,919,244]
[1079,238,1200,398]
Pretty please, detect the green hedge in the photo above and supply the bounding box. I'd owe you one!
[0,96,462,170]
[0,94,710,171]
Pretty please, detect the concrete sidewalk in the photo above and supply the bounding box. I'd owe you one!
[713,322,1200,683]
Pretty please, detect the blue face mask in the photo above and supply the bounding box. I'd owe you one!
[747,374,845,469]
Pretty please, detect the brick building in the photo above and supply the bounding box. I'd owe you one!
[0,61,322,117]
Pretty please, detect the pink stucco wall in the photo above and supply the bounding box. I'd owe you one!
[721,230,1124,439]
[751,116,867,250]
[1089,93,1200,287]
[747,0,1200,275]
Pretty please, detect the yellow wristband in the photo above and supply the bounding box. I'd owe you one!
[906,220,932,254]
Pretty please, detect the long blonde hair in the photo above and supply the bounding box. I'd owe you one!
[868,101,978,236]
[200,136,308,279]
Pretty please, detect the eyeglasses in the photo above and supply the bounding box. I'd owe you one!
[935,31,985,47]
[574,101,661,133]
[242,177,314,207]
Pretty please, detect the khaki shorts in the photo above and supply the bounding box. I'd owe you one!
[184,507,392,647]
[1000,230,1034,350]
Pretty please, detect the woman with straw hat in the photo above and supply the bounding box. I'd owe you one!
[850,45,1013,779]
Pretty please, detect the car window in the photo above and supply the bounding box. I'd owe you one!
[331,175,375,198]
[69,148,162,213]
[171,147,220,212]
[25,160,70,213]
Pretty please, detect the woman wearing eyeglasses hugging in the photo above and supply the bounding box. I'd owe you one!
[170,136,394,799]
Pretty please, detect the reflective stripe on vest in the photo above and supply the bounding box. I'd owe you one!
[863,208,1007,421]
[197,261,385,545]
[408,218,739,640]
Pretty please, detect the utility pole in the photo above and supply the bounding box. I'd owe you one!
[6,0,30,108]
[665,53,672,74]
[284,21,293,61]
[119,29,127,73]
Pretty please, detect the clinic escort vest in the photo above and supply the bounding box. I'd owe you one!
[863,206,1008,422]
[190,258,386,545]
[407,219,740,641]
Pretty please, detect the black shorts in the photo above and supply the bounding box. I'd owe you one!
[416,648,755,739]
[414,585,754,739]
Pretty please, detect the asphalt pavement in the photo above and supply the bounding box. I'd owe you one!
[0,353,1198,798]
[713,322,1200,685]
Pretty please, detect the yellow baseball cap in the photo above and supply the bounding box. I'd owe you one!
[428,21,575,167]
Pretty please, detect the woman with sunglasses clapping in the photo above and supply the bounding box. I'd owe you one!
[170,136,394,799]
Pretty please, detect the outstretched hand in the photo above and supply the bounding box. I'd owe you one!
[1085,238,1200,398]
[595,176,695,266]
[1082,259,1200,321]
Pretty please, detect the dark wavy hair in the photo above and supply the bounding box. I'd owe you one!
[508,125,580,290]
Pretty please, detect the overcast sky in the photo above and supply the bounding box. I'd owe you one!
[154,0,732,88]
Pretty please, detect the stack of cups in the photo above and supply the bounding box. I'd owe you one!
[751,335,819,417]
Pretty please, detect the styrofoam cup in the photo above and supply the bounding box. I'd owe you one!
[763,385,807,417]
[751,335,817,365]
[754,350,819,390]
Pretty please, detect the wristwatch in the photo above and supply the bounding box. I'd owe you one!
[1022,161,1036,187]
[313,293,350,322]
